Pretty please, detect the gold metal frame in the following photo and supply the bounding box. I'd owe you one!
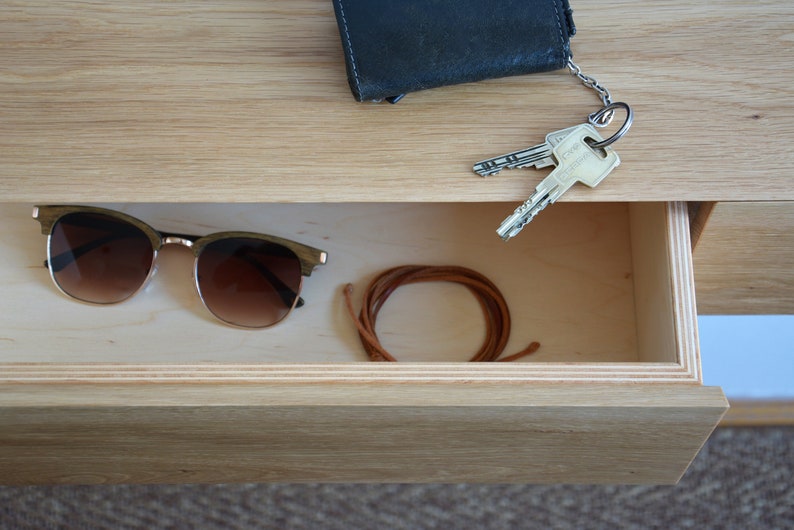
[32,205,328,328]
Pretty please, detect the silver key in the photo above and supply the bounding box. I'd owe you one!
[473,126,580,177]
[497,123,620,241]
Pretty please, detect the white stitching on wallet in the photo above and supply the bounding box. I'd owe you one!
[337,1,363,98]
[552,0,568,63]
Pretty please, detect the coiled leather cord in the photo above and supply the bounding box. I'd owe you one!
[343,265,540,362]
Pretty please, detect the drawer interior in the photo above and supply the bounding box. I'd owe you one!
[0,201,696,379]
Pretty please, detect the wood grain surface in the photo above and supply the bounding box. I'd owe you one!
[1,0,792,202]
[0,1,747,485]
[694,201,794,314]
[721,399,794,426]
[0,383,727,485]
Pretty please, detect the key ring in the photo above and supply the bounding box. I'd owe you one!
[567,58,633,148]
[587,102,633,149]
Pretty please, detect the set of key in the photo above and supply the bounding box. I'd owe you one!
[473,123,620,241]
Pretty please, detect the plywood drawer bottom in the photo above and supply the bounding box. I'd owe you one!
[0,202,727,484]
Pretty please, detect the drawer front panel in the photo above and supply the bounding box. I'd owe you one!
[0,384,727,485]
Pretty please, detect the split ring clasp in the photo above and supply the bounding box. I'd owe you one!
[587,101,633,149]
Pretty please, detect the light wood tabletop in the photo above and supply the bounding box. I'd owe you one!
[1,0,792,203]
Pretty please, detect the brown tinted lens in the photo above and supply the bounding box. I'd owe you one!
[49,212,155,304]
[196,237,302,328]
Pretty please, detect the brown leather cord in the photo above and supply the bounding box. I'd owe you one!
[343,265,540,362]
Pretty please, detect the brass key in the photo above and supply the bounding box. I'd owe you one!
[496,123,620,241]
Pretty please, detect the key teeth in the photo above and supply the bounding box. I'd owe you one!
[497,220,528,241]
[498,224,522,241]
[475,169,500,177]
[497,212,530,241]
[496,194,550,241]
[473,164,501,177]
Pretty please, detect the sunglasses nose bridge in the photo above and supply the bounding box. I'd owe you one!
[162,235,195,249]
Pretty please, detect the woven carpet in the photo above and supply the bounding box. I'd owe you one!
[1,427,792,530]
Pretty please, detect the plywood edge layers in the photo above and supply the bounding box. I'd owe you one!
[0,361,703,384]
[629,202,701,381]
[669,201,702,382]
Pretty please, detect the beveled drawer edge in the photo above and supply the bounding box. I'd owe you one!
[687,201,717,250]
[0,381,727,408]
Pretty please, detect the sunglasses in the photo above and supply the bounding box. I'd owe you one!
[33,205,327,328]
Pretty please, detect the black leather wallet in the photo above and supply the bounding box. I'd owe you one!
[332,0,576,102]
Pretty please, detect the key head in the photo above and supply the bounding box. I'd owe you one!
[494,124,622,242]
[548,124,620,191]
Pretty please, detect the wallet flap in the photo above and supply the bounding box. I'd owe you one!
[333,0,576,102]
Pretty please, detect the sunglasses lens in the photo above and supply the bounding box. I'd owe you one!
[196,238,303,328]
[49,212,155,304]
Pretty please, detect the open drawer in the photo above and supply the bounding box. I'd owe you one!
[0,201,727,484]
